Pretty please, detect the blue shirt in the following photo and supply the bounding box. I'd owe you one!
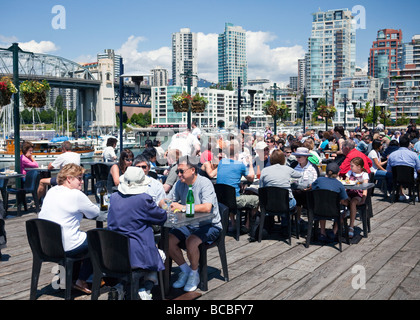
[311,177,348,201]
[216,158,248,197]
[386,147,420,178]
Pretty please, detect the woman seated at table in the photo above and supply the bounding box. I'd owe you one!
[20,141,39,175]
[368,139,388,181]
[107,149,134,193]
[38,163,99,294]
[311,162,349,242]
[107,166,167,300]
[291,147,319,224]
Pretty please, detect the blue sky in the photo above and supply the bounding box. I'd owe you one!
[1,0,419,85]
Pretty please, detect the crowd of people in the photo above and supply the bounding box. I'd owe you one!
[17,119,420,300]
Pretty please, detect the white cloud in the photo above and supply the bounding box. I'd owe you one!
[18,40,59,54]
[115,31,305,83]
[116,35,171,74]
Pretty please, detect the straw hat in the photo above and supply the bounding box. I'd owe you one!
[118,166,151,195]
[292,147,311,157]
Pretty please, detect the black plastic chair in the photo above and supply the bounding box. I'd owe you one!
[391,165,419,205]
[352,182,374,238]
[148,171,158,179]
[7,170,40,215]
[198,202,230,291]
[0,169,8,210]
[87,228,165,300]
[92,163,111,194]
[26,218,88,300]
[258,187,299,245]
[214,183,243,241]
[306,189,349,252]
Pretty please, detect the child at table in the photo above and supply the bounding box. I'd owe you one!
[345,157,369,238]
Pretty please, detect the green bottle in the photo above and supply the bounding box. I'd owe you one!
[186,185,195,217]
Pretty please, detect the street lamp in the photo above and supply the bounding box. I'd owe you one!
[271,83,279,135]
[0,43,33,184]
[180,70,197,130]
[302,88,307,133]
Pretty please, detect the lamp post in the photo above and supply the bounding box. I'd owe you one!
[372,98,376,131]
[343,94,348,130]
[302,88,307,133]
[351,100,358,130]
[119,59,124,155]
[325,90,329,131]
[180,70,197,130]
[272,83,278,135]
[0,43,33,185]
[237,77,241,130]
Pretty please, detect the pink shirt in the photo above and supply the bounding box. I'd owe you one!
[20,154,39,175]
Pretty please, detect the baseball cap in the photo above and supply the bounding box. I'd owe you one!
[326,162,340,174]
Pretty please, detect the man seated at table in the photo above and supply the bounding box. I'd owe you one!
[386,134,420,201]
[311,162,349,242]
[338,139,372,178]
[160,156,221,292]
[37,140,81,201]
[133,154,165,206]
[216,142,257,233]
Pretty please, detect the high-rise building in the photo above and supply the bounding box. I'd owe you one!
[97,49,122,81]
[307,9,356,99]
[289,76,298,91]
[151,66,168,87]
[172,28,198,88]
[368,29,402,79]
[297,58,306,93]
[399,34,420,69]
[218,23,248,88]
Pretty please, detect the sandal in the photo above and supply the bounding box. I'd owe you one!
[348,227,354,239]
[72,281,92,295]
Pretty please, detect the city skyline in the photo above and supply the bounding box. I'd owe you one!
[1,0,419,86]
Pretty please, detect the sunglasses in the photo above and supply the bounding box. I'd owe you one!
[136,165,148,169]
[72,176,83,182]
[176,168,192,175]
[125,158,134,162]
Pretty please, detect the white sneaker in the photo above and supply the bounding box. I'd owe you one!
[138,288,152,300]
[172,271,189,289]
[183,271,200,292]
[399,194,409,201]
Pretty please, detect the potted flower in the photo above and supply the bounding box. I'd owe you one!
[317,105,336,119]
[20,79,51,108]
[191,93,208,113]
[379,110,391,119]
[172,92,192,112]
[263,99,279,117]
[0,77,17,107]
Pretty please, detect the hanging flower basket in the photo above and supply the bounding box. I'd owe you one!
[172,92,192,112]
[0,77,17,107]
[354,107,367,118]
[318,105,336,118]
[191,94,208,113]
[379,110,391,119]
[263,100,278,117]
[20,79,50,108]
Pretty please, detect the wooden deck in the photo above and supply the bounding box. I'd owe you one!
[0,191,419,301]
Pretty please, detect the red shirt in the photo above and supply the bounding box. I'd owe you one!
[339,149,372,176]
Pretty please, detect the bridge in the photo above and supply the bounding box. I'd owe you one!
[0,46,152,134]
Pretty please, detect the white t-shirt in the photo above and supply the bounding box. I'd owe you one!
[368,149,380,173]
[168,132,200,157]
[103,146,117,162]
[50,152,81,169]
[38,186,99,251]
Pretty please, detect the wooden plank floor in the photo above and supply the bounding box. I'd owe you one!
[0,191,419,300]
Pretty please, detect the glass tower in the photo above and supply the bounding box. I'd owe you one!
[218,23,248,88]
[308,9,356,98]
